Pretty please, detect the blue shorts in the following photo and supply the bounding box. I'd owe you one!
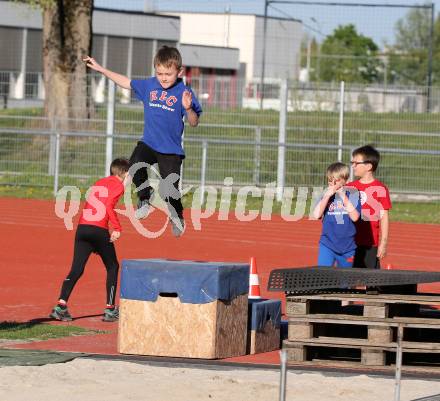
[318,243,355,268]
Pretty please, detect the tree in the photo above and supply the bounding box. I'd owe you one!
[20,0,93,129]
[387,7,440,86]
[318,24,382,84]
[43,0,93,129]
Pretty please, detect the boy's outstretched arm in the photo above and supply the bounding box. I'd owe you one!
[377,210,389,259]
[83,56,131,89]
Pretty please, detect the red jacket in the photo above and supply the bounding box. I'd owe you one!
[79,175,124,231]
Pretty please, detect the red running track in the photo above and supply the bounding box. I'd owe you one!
[1,198,440,363]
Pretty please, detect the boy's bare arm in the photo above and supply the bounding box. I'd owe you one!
[185,108,199,127]
[182,90,199,127]
[83,56,131,89]
[312,189,334,219]
[377,209,389,259]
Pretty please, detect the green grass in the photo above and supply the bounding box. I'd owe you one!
[0,185,54,199]
[0,321,103,341]
[0,105,440,193]
[0,105,439,222]
[390,201,440,224]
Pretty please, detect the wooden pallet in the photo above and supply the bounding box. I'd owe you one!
[285,293,440,369]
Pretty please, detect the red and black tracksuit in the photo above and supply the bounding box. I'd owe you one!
[58,175,124,306]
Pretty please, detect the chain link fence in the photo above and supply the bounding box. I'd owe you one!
[0,72,440,196]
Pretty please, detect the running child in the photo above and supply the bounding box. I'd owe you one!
[50,158,129,322]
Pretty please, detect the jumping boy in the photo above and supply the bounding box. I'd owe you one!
[50,158,129,322]
[313,162,361,268]
[348,145,391,269]
[83,46,202,237]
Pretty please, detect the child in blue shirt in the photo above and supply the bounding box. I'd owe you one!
[313,162,361,268]
[84,46,202,237]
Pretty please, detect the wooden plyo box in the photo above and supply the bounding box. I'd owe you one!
[117,259,250,359]
[119,294,248,359]
[247,299,281,355]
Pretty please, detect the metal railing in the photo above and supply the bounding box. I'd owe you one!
[1,75,440,197]
[1,128,439,197]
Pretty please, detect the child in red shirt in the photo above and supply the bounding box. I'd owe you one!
[50,158,129,322]
[348,145,391,269]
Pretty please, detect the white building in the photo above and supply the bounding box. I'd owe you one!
[0,2,303,108]
[0,2,241,105]
[165,11,303,82]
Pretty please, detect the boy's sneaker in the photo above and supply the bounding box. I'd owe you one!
[134,189,155,220]
[103,307,119,322]
[50,305,73,322]
[135,199,151,220]
[170,216,185,237]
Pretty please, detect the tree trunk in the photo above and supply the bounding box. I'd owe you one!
[64,1,92,128]
[42,0,93,131]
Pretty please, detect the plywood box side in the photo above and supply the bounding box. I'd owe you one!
[248,320,280,354]
[118,294,248,359]
[214,294,248,358]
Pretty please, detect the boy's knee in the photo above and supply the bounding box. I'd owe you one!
[159,172,181,199]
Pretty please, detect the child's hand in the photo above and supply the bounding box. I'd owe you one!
[110,231,121,242]
[182,90,192,111]
[324,179,338,197]
[324,186,335,197]
[377,242,387,259]
[83,56,103,72]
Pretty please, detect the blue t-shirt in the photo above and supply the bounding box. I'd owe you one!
[130,77,202,156]
[319,189,362,254]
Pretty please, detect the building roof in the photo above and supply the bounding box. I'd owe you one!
[180,43,239,70]
[0,1,180,41]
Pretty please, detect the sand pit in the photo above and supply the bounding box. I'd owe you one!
[1,358,440,401]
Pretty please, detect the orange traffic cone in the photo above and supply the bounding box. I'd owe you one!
[249,256,261,299]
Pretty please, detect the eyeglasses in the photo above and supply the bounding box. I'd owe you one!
[350,160,370,166]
